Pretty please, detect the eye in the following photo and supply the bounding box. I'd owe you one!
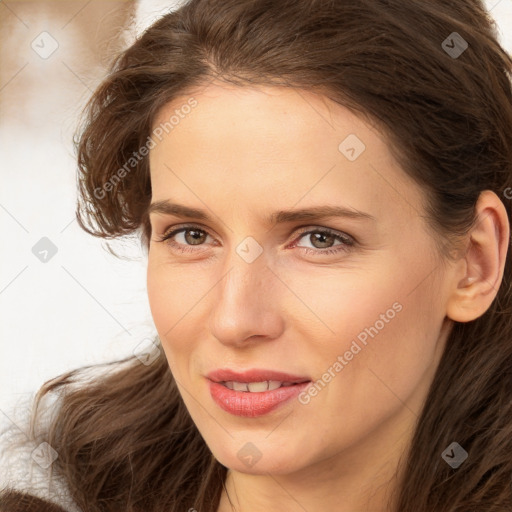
[155,224,355,256]
[155,225,214,254]
[292,227,355,256]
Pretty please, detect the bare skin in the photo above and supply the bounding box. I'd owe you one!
[146,82,509,512]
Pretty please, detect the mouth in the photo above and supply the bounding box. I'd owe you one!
[206,368,312,417]
[219,380,307,392]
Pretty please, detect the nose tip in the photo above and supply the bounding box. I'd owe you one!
[208,262,284,348]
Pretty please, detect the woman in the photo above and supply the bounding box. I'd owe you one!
[1,0,511,510]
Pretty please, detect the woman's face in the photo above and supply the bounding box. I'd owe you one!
[146,82,454,477]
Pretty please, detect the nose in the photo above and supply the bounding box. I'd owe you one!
[208,255,285,348]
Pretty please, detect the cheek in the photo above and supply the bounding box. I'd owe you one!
[365,280,445,392]
[146,257,210,364]
[280,262,404,353]
[320,273,444,426]
[147,255,197,328]
[146,261,170,333]
[147,259,187,358]
[298,248,444,403]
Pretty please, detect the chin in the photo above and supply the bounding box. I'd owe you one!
[212,444,303,475]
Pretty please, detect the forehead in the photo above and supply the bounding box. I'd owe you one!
[151,82,377,153]
[149,82,426,225]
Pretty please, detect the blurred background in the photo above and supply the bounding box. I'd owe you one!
[0,0,511,423]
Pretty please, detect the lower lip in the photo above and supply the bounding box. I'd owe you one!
[208,380,311,417]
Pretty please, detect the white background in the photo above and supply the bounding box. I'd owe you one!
[1,0,511,422]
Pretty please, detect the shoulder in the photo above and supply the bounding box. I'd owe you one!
[0,393,81,512]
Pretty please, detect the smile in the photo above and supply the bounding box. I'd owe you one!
[208,379,311,417]
[221,380,297,392]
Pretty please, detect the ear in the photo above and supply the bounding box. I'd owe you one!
[446,190,510,323]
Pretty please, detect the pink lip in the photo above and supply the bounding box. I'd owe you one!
[206,368,311,418]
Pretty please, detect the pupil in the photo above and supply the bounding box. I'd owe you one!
[312,233,334,249]
[185,230,205,245]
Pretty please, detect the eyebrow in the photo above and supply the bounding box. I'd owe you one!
[148,200,376,225]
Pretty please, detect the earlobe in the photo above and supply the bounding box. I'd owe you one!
[446,190,510,323]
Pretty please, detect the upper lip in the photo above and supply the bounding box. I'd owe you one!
[206,368,311,384]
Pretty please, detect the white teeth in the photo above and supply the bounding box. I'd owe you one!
[247,381,268,392]
[232,381,249,392]
[222,380,285,392]
[267,380,283,391]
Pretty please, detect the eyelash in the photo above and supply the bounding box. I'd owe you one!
[155,224,355,257]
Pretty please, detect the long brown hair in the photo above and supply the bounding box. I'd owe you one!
[2,0,512,510]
